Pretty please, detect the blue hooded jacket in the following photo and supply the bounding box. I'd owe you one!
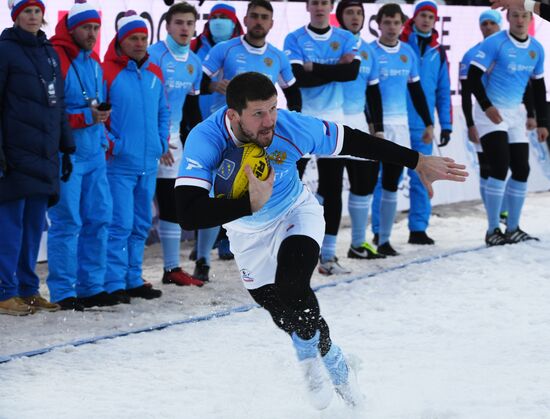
[401,23,453,131]
[102,37,170,176]
[0,26,74,205]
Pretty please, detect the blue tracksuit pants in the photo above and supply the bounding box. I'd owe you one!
[47,157,112,302]
[105,172,156,293]
[408,127,433,232]
[0,196,48,301]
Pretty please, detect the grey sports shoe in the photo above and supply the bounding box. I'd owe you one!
[318,256,352,276]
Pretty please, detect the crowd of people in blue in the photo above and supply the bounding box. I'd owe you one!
[0,0,546,409]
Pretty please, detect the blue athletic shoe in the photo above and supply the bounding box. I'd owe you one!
[217,238,234,260]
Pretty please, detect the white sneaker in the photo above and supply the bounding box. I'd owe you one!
[318,256,351,276]
[299,356,334,410]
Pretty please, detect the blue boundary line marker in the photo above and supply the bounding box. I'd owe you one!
[0,245,484,365]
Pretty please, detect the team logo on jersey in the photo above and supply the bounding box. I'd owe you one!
[360,51,369,60]
[400,54,408,63]
[185,158,203,170]
[187,64,194,74]
[217,159,236,180]
[268,150,287,165]
[330,41,340,51]
[264,57,273,67]
[240,269,254,283]
[529,50,537,59]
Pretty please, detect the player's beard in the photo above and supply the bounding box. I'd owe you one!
[238,121,274,148]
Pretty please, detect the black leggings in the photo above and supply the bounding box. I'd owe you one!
[480,131,530,182]
[248,235,332,356]
[317,158,379,236]
[477,152,490,180]
[156,178,178,223]
[381,162,404,192]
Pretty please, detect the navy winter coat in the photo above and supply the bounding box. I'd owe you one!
[0,26,74,206]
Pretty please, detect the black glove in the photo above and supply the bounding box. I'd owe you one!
[61,153,73,182]
[439,129,452,147]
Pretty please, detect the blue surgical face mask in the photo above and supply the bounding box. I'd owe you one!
[209,18,235,44]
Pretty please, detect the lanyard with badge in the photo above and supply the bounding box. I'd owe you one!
[65,49,100,107]
[20,43,58,107]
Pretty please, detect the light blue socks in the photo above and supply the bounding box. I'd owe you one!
[348,193,372,247]
[485,177,506,232]
[159,220,181,270]
[379,189,398,245]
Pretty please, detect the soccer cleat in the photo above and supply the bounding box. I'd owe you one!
[372,233,379,245]
[0,297,36,316]
[193,258,210,282]
[110,289,131,304]
[505,227,539,244]
[323,345,364,409]
[485,228,508,247]
[217,238,234,260]
[78,291,120,308]
[162,267,204,287]
[57,297,85,311]
[21,294,60,312]
[127,284,162,300]
[408,231,435,245]
[377,242,399,257]
[189,247,197,261]
[347,242,386,259]
[318,256,352,276]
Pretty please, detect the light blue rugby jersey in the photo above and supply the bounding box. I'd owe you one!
[176,107,344,230]
[342,38,379,115]
[459,42,483,81]
[284,26,359,115]
[370,40,419,124]
[148,42,202,133]
[470,30,545,109]
[202,36,296,89]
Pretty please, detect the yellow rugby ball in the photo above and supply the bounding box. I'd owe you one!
[214,143,270,199]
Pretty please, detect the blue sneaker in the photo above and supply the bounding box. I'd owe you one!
[292,331,333,410]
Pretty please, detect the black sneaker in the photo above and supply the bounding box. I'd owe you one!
[505,227,539,244]
[110,289,131,304]
[78,291,120,308]
[193,258,210,282]
[127,285,162,300]
[377,242,399,257]
[373,233,379,246]
[408,231,435,245]
[485,228,508,247]
[57,297,85,311]
[347,242,386,259]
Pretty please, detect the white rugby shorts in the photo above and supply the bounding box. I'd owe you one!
[225,188,325,290]
[474,103,528,144]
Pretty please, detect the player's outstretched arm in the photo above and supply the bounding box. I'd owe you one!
[415,154,469,198]
[340,126,468,198]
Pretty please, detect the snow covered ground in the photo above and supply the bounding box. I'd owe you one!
[2,193,550,419]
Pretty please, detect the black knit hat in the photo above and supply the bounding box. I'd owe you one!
[335,0,365,30]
